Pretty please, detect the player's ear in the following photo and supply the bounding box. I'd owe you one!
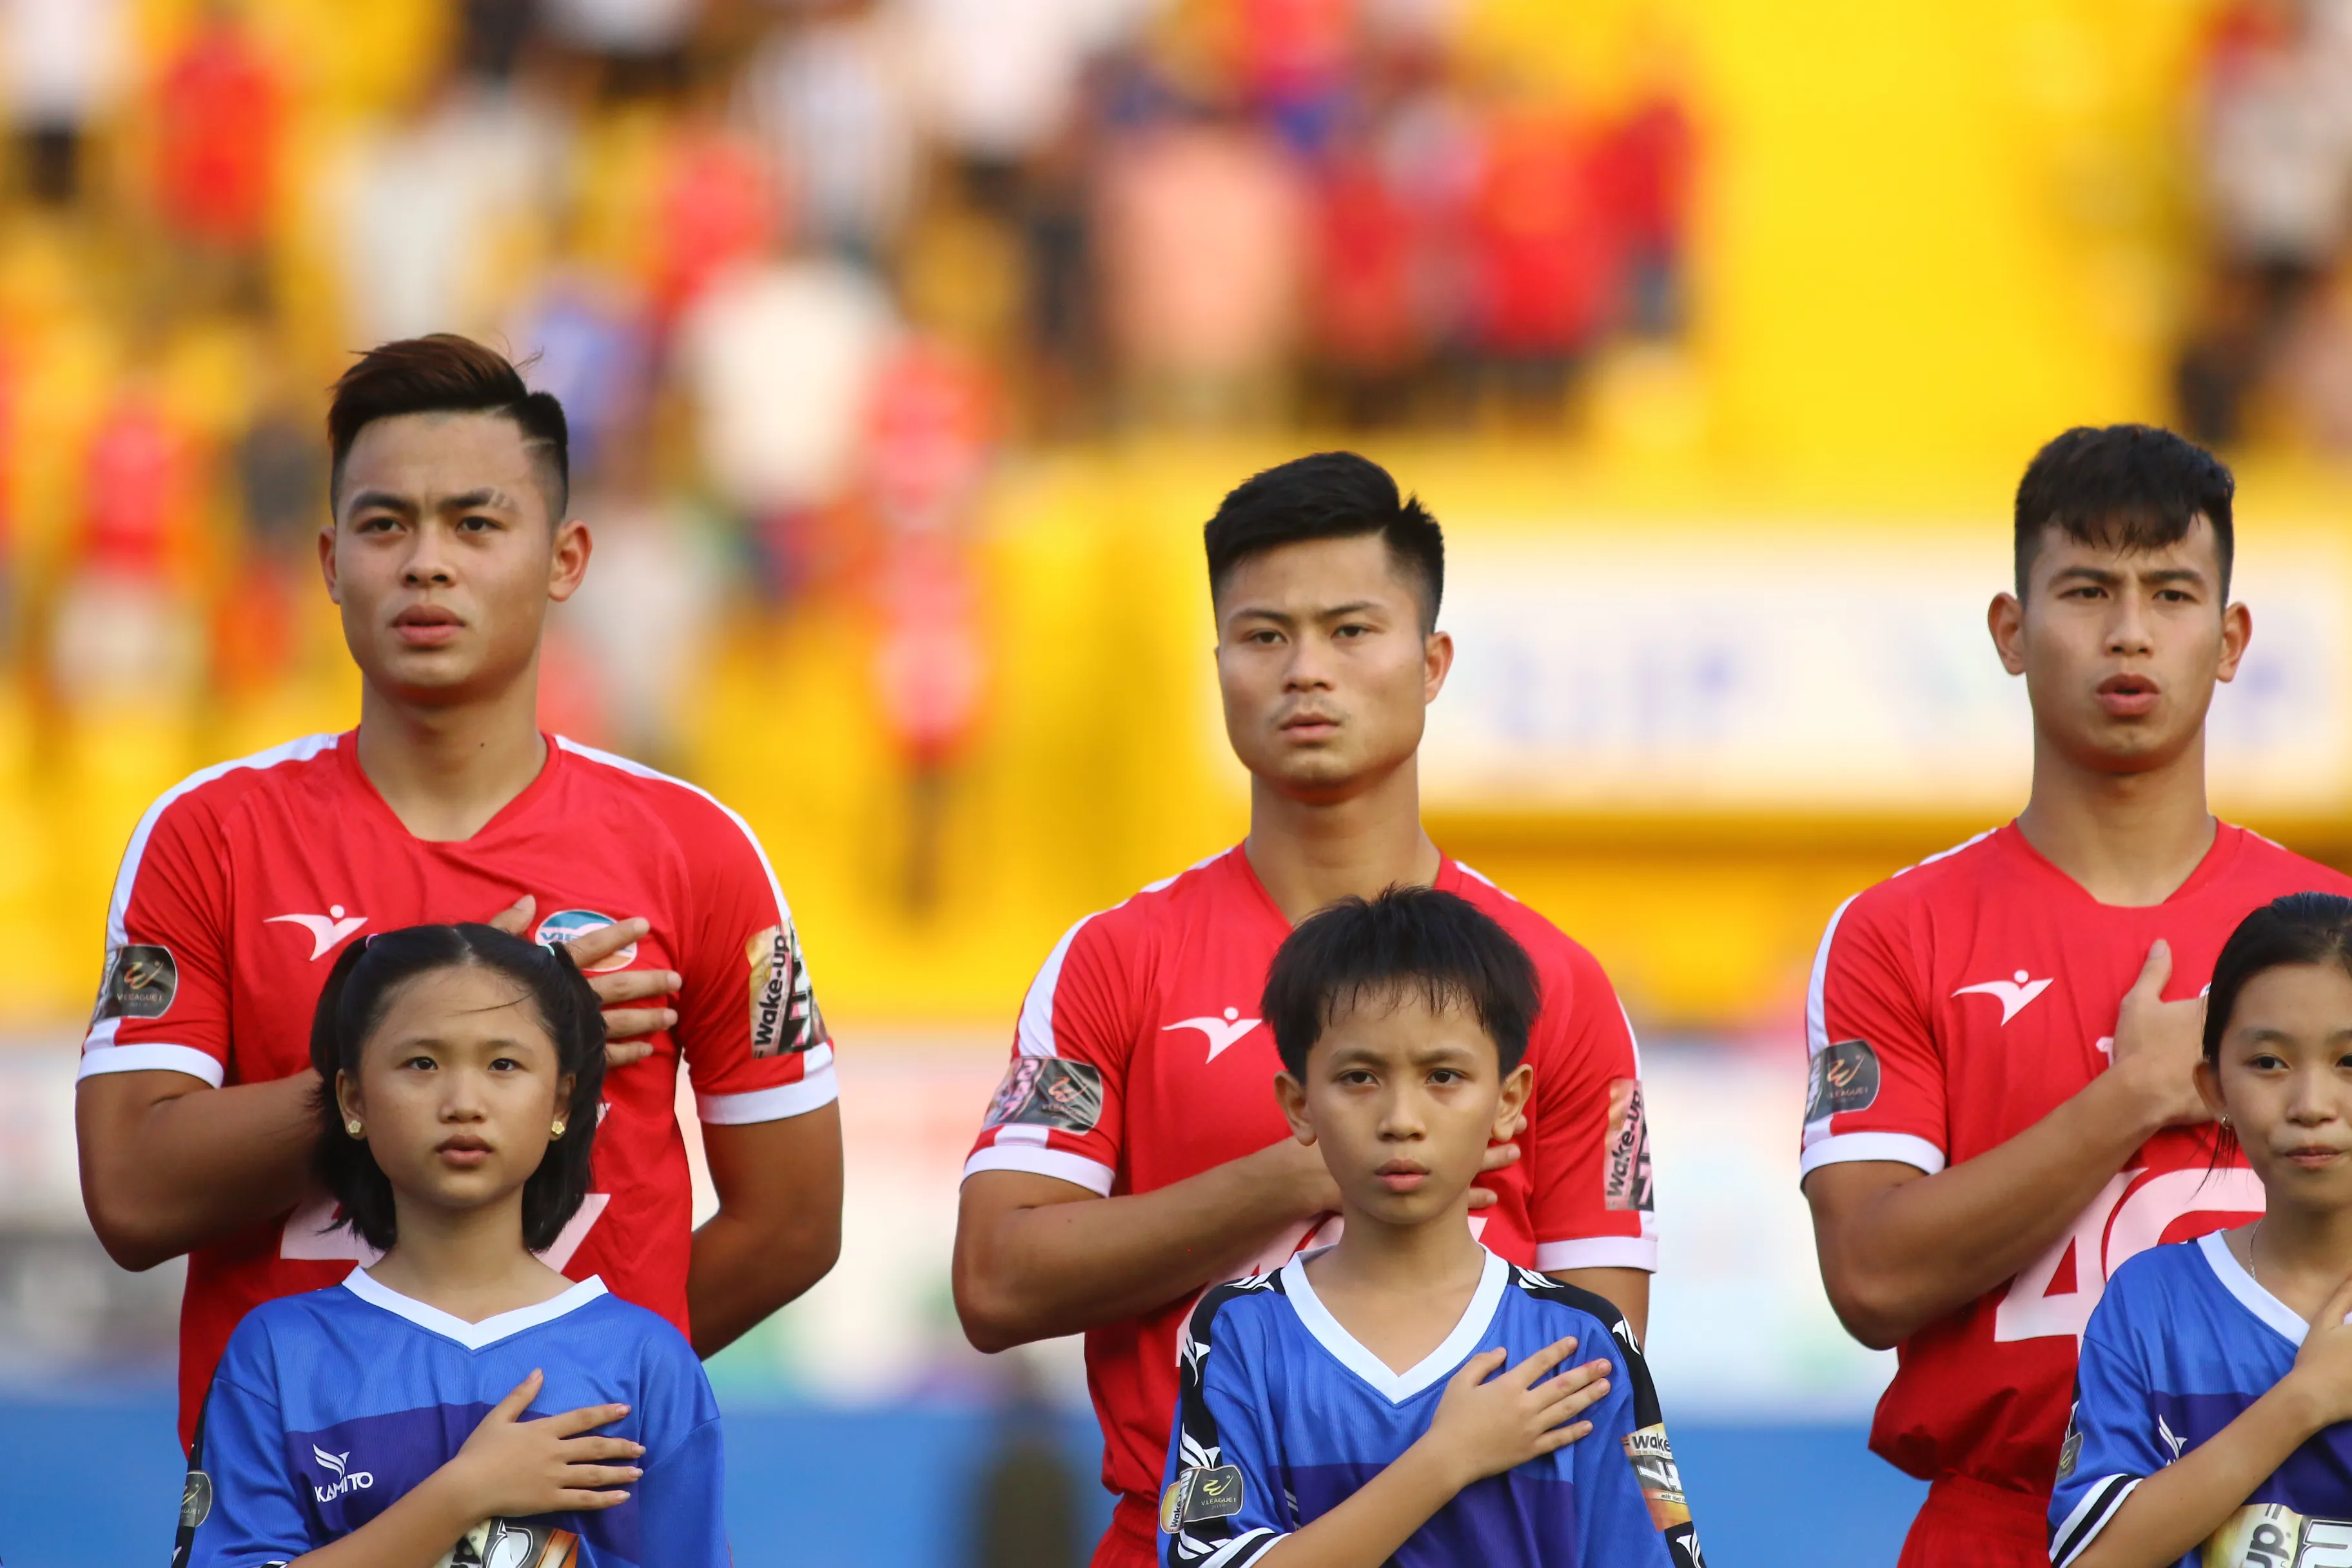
[1422,628,1454,703]
[1273,1071,1315,1145]
[2193,1056,2225,1124]
[547,517,591,604]
[319,522,342,605]
[2215,599,2252,685]
[1988,591,2026,676]
[1493,1062,1533,1140]
[333,1068,364,1126]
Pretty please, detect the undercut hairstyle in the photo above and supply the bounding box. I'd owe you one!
[1262,885,1540,1078]
[1204,451,1445,631]
[309,923,606,1254]
[2013,424,2235,600]
[326,333,570,522]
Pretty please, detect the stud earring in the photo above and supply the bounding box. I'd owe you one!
[2219,1112,2231,1126]
[550,1119,567,1139]
[345,1119,364,1139]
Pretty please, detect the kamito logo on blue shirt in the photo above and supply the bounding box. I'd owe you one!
[309,1446,373,1504]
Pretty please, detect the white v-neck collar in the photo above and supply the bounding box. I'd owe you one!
[344,1268,609,1352]
[1280,1246,1510,1404]
[2199,1230,2311,1346]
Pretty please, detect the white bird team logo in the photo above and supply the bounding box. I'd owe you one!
[268,906,369,960]
[1162,1008,1262,1063]
[1952,970,2054,1024]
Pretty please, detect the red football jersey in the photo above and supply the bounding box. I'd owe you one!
[77,732,834,1449]
[1803,821,2352,1499]
[962,847,1654,1542]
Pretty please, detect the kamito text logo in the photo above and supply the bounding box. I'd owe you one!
[309,1444,374,1503]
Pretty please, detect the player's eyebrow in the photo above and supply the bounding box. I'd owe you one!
[2134,567,2208,588]
[344,489,416,517]
[437,487,520,514]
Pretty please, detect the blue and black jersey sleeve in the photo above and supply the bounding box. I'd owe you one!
[2049,1302,2164,1567]
[1515,1268,1703,1568]
[179,1319,309,1568]
[1161,1277,1293,1568]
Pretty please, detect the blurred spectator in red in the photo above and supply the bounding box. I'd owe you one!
[1233,0,1359,154]
[1099,114,1309,424]
[1468,101,1618,415]
[151,6,282,278]
[1309,135,1420,423]
[52,386,201,709]
[2176,0,2352,444]
[648,121,778,324]
[1,0,127,204]
[741,1,919,266]
[1596,88,1695,338]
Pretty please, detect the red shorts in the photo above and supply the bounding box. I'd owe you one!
[1089,1494,1157,1568]
[1899,1475,2050,1568]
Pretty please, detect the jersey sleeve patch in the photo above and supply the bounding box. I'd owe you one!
[1803,1039,1881,1121]
[1161,1464,1246,1531]
[981,1057,1104,1135]
[93,944,179,1022]
[746,924,825,1056]
[1604,1077,1654,1213]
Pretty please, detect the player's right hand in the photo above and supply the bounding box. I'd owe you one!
[444,1370,643,1519]
[489,896,680,1068]
[1421,1338,1611,1488]
[2106,939,2213,1130]
[2286,1271,2352,1429]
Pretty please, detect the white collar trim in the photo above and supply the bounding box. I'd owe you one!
[1280,1246,1509,1404]
[343,1268,609,1351]
[2198,1230,2310,1346]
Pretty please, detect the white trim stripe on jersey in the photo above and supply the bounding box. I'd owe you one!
[696,1045,839,1124]
[963,1144,1117,1195]
[343,1266,609,1351]
[1534,1231,1660,1273]
[2050,1473,2142,1568]
[1282,1247,1511,1403]
[1801,894,1858,1073]
[74,1042,225,1088]
[1014,916,1093,1061]
[1797,1130,1947,1181]
[101,732,343,954]
[2199,1228,2309,1345]
[554,737,799,930]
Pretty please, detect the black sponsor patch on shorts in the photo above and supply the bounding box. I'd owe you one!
[1804,1038,1881,1121]
[981,1057,1104,1135]
[95,945,179,1023]
[179,1470,212,1529]
[1159,1465,1244,1533]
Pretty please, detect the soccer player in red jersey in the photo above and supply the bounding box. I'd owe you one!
[1801,424,2352,1565]
[74,336,843,1451]
[952,453,1656,1568]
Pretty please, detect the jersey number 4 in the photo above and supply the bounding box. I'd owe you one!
[1993,1167,2262,1344]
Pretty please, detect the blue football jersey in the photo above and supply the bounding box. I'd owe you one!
[178,1269,725,1568]
[1158,1248,1702,1568]
[2052,1231,2352,1567]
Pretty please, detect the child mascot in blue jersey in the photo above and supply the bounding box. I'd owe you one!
[181,923,726,1568]
[2054,890,2352,1567]
[1157,886,1703,1568]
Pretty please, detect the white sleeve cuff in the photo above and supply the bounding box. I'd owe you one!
[75,1043,224,1088]
[1534,1234,1660,1274]
[962,1144,1117,1196]
[1798,1130,1946,1181]
[696,1054,838,1125]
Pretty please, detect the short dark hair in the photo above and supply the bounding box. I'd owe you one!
[309,923,606,1254]
[326,334,570,522]
[1261,885,1540,1078]
[2205,892,2352,1065]
[1204,452,1444,629]
[2014,424,2235,599]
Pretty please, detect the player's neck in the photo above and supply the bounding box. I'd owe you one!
[1244,762,1440,926]
[2014,733,2217,908]
[355,667,549,843]
[1308,1198,1489,1374]
[366,1190,573,1324]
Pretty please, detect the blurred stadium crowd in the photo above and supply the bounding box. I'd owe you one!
[0,0,1697,772]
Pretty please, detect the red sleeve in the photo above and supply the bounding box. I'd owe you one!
[665,790,837,1124]
[1525,939,1656,1273]
[79,789,234,1087]
[1799,890,1946,1180]
[960,913,1137,1197]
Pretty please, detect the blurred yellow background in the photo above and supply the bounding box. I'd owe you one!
[0,0,2346,1040]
